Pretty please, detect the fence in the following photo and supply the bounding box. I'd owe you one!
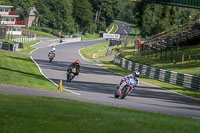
[10,36,36,42]
[114,56,200,91]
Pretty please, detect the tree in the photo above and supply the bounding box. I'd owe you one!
[37,0,74,34]
[0,0,5,4]
[73,0,94,34]
[89,0,122,32]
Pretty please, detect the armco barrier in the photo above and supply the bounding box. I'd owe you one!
[114,56,200,91]
[10,37,36,42]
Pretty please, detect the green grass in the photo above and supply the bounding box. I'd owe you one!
[24,28,57,38]
[81,33,102,41]
[80,41,109,59]
[0,94,199,133]
[107,23,118,34]
[114,19,135,27]
[0,39,15,44]
[0,50,65,92]
[107,23,114,31]
[18,40,40,53]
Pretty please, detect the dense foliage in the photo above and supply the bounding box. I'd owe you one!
[119,1,200,37]
[4,0,200,37]
[5,0,121,34]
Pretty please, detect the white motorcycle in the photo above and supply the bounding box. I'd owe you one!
[114,77,138,99]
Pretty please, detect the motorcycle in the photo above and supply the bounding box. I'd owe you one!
[66,67,77,82]
[114,77,137,99]
[48,52,55,63]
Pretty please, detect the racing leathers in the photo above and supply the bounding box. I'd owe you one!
[117,74,139,89]
[67,63,80,76]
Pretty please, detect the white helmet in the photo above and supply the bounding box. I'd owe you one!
[134,71,140,77]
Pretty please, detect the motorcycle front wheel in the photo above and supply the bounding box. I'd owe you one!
[49,57,53,62]
[67,72,75,82]
[121,86,130,99]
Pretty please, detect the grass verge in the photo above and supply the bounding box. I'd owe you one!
[107,23,118,34]
[81,33,102,41]
[0,39,15,44]
[0,50,67,92]
[0,93,199,133]
[18,40,40,53]
[24,28,57,38]
[80,41,109,59]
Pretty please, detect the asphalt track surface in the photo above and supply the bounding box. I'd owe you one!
[1,22,200,119]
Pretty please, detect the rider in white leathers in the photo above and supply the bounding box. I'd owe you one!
[48,46,56,57]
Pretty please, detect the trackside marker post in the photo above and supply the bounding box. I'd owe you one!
[58,80,63,91]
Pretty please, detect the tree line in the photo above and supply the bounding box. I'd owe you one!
[4,0,122,35]
[119,1,200,37]
[3,0,200,37]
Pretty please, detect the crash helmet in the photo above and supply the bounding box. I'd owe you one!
[135,71,140,77]
[74,59,79,66]
[133,71,140,81]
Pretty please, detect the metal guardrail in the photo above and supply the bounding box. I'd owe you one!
[10,37,36,42]
[114,56,200,91]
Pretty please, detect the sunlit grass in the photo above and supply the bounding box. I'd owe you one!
[0,94,199,133]
[81,33,102,41]
[80,41,109,59]
[24,28,58,38]
[0,50,67,92]
[18,40,40,53]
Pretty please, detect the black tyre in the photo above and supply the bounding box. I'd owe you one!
[114,92,119,98]
[49,58,53,62]
[121,86,130,99]
[67,73,74,82]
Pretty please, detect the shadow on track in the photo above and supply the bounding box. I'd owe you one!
[34,58,120,76]
[50,77,200,108]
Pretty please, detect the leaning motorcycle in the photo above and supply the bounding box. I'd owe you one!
[66,67,77,82]
[48,52,55,63]
[114,77,137,99]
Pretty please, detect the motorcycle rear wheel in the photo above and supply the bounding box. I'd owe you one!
[114,92,119,98]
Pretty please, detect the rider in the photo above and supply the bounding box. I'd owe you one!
[67,59,80,75]
[48,46,56,57]
[51,46,56,52]
[117,71,140,89]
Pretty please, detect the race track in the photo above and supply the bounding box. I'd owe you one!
[31,22,200,118]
